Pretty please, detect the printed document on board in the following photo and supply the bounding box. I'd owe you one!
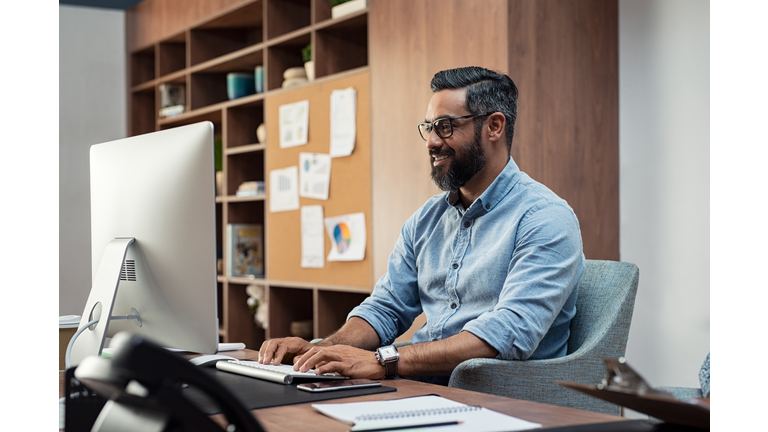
[329,88,356,157]
[301,205,325,268]
[269,166,299,213]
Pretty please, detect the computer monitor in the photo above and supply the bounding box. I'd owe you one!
[69,121,219,367]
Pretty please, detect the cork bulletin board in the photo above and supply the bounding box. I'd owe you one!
[265,70,372,289]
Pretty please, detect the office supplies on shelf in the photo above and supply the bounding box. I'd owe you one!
[216,360,348,385]
[312,395,541,432]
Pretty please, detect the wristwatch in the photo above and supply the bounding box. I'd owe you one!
[375,345,400,379]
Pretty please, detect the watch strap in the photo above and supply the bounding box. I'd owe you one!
[383,358,398,379]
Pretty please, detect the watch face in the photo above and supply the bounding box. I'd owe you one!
[379,346,397,357]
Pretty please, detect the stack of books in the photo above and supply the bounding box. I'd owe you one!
[236,181,265,197]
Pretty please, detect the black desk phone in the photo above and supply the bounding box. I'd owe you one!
[70,332,265,432]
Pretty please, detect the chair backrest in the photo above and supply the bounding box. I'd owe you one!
[567,260,640,359]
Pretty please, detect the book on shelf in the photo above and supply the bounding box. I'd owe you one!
[216,360,346,385]
[159,105,184,119]
[313,395,541,432]
[226,224,264,277]
[236,181,265,197]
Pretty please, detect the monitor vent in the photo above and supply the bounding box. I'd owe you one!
[120,260,137,282]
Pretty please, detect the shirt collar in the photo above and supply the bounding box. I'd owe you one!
[445,157,521,214]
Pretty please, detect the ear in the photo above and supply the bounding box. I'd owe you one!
[486,112,505,144]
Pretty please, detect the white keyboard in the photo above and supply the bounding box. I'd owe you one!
[216,360,346,385]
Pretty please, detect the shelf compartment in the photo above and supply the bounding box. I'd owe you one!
[190,1,264,67]
[130,87,156,136]
[130,45,156,86]
[316,290,369,339]
[158,32,187,77]
[226,151,265,197]
[268,286,313,339]
[225,281,266,348]
[190,71,230,110]
[227,103,265,148]
[265,32,311,91]
[227,200,265,227]
[312,0,333,24]
[265,0,311,40]
[315,12,368,79]
[158,107,222,130]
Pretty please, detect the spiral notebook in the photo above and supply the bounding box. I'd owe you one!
[312,395,541,432]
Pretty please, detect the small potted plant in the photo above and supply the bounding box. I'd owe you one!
[302,43,314,81]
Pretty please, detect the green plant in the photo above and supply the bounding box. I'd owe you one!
[330,0,353,6]
[302,43,312,63]
[214,136,223,172]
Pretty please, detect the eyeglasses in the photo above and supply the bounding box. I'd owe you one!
[417,112,494,141]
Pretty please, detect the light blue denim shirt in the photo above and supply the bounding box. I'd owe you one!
[350,157,584,360]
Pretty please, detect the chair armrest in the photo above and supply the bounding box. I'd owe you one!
[655,386,703,401]
[449,356,620,415]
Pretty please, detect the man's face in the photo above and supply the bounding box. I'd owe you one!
[424,90,486,192]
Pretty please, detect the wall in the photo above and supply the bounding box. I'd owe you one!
[59,5,127,315]
[619,0,710,389]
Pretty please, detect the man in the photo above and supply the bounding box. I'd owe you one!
[258,66,584,385]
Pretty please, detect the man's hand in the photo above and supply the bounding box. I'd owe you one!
[293,344,386,379]
[257,337,314,365]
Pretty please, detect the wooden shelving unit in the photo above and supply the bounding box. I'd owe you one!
[127,0,371,349]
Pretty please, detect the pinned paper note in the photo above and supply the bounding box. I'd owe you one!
[330,88,356,157]
[301,205,325,268]
[324,213,366,261]
[269,166,299,213]
[299,153,332,200]
[279,100,309,148]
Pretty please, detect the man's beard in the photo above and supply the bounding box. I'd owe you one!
[430,129,486,192]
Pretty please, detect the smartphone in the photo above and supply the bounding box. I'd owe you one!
[297,379,382,392]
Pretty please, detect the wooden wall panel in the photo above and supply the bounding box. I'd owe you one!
[126,0,252,50]
[369,0,509,282]
[508,0,619,260]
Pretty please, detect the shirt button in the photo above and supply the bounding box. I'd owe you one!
[463,221,471,228]
[452,263,458,269]
[450,302,457,309]
[485,204,490,209]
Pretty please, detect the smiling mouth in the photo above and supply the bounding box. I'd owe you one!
[431,152,452,166]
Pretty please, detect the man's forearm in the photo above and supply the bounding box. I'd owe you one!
[398,331,498,376]
[317,316,381,350]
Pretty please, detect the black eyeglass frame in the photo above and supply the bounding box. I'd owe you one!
[417,112,495,141]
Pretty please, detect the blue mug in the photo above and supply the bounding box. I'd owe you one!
[227,73,255,100]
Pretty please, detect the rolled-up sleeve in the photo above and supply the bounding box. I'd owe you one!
[462,203,583,360]
[349,212,424,346]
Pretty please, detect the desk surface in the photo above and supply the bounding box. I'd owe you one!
[60,349,625,431]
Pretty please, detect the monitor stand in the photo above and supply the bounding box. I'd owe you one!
[69,237,142,367]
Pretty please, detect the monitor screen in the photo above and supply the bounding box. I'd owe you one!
[69,121,219,366]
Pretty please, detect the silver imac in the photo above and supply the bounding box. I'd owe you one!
[69,121,219,366]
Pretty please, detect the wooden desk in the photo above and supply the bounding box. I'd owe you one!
[60,349,626,431]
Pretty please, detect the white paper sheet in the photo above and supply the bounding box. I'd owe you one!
[329,88,356,157]
[299,153,332,200]
[324,212,366,261]
[301,205,325,268]
[269,166,299,213]
[312,395,541,432]
[279,100,310,148]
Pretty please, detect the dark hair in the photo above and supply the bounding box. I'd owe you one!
[430,66,518,152]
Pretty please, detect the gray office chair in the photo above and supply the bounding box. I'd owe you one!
[447,260,640,416]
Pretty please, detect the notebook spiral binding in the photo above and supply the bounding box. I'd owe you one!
[355,405,482,421]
